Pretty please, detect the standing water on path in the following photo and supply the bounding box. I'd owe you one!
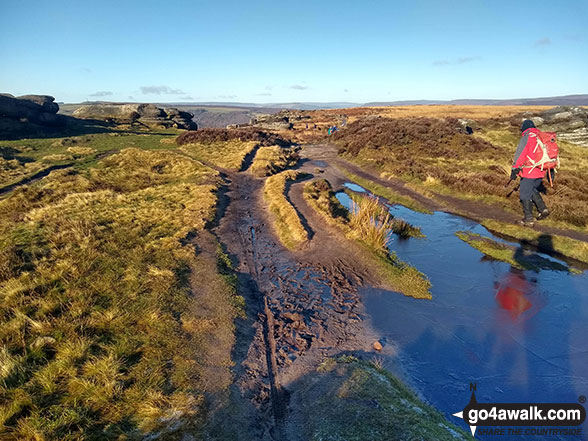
[337,186,588,440]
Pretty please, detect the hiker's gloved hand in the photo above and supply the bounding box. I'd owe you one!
[549,169,555,183]
[510,168,520,181]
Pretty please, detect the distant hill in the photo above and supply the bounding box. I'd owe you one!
[365,94,588,107]
[173,102,361,110]
[59,95,588,128]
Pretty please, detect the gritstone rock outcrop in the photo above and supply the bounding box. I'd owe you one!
[72,103,197,130]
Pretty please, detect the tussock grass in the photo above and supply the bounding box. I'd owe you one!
[250,145,299,177]
[456,231,574,273]
[297,357,472,440]
[348,195,394,251]
[179,139,258,171]
[263,170,309,249]
[348,192,425,239]
[303,180,431,299]
[482,220,588,264]
[0,148,243,439]
[341,170,430,214]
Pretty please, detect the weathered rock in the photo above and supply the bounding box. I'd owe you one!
[250,112,293,130]
[72,103,143,121]
[0,94,65,127]
[531,106,588,147]
[73,103,197,130]
[18,94,60,113]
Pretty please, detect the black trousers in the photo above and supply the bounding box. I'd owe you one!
[519,177,543,201]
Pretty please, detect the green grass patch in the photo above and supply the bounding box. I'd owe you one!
[297,357,472,441]
[250,145,299,177]
[0,147,242,439]
[0,130,182,189]
[263,170,309,249]
[304,179,431,299]
[456,231,575,273]
[340,170,431,214]
[482,220,588,264]
[178,139,258,171]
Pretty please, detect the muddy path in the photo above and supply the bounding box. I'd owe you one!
[302,143,588,243]
[210,159,384,440]
[207,141,587,439]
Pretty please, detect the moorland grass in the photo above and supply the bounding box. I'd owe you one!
[0,148,243,439]
[250,145,299,177]
[299,356,473,441]
[263,170,309,249]
[303,180,431,299]
[0,130,182,189]
[178,139,258,171]
[334,117,588,230]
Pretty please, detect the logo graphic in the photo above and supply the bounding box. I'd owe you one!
[453,384,586,438]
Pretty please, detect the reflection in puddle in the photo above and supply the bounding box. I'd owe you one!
[343,182,367,193]
[495,269,547,322]
[337,184,588,440]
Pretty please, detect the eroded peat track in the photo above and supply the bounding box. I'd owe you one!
[214,169,375,440]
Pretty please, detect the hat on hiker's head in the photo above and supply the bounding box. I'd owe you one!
[520,119,536,133]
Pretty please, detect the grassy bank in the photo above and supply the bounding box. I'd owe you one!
[296,356,472,441]
[0,147,243,439]
[263,170,309,249]
[250,145,299,177]
[304,179,431,299]
[481,220,588,264]
[456,231,574,273]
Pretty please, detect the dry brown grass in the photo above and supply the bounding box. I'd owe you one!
[263,170,309,249]
[176,128,289,146]
[0,148,243,439]
[287,105,553,142]
[179,139,258,171]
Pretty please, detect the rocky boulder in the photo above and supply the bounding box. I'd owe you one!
[0,94,65,127]
[530,106,588,147]
[72,103,197,130]
[250,113,293,130]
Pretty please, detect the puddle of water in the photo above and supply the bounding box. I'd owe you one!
[337,185,588,440]
[343,182,367,193]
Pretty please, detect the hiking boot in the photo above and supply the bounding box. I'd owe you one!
[519,200,535,227]
[536,208,550,220]
[531,193,550,220]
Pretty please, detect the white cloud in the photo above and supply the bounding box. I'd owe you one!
[140,85,185,95]
[89,91,113,97]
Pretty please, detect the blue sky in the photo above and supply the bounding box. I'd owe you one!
[1,0,587,103]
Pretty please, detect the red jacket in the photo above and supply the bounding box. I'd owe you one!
[513,128,546,179]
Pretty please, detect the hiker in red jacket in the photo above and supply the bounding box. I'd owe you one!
[511,120,550,227]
